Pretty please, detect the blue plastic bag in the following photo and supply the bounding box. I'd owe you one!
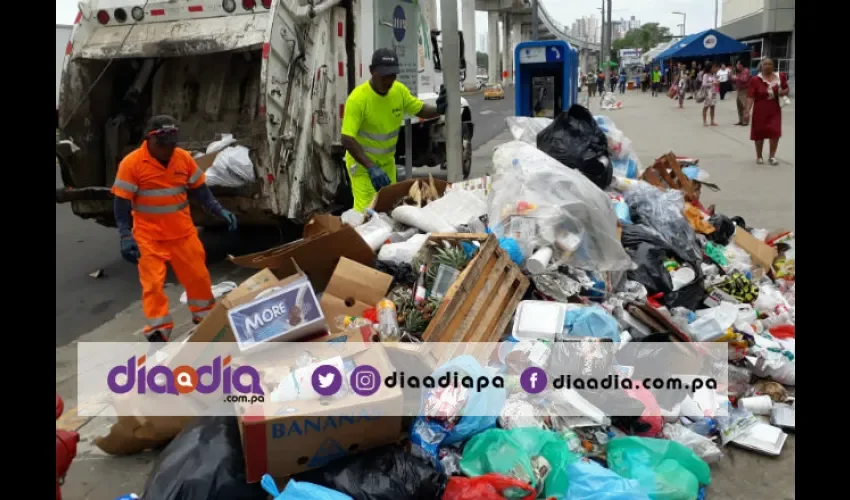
[410,356,507,468]
[613,201,632,225]
[564,460,649,500]
[261,475,352,500]
[498,237,524,265]
[564,306,621,342]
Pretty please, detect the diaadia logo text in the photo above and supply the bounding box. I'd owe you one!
[107,355,264,396]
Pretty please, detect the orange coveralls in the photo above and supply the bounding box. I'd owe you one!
[111,142,216,338]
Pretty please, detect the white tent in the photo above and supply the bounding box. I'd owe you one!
[642,40,679,64]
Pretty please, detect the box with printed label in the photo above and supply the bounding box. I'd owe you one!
[238,344,403,481]
[227,277,324,351]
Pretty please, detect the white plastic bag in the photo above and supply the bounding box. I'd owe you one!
[506,116,553,145]
[487,139,633,271]
[663,423,723,464]
[206,145,256,188]
[355,215,393,251]
[687,302,738,341]
[391,205,455,233]
[378,233,429,265]
[206,134,238,155]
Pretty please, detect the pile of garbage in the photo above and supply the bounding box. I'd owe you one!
[108,105,794,500]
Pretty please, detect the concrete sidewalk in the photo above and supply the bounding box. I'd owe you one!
[472,91,795,231]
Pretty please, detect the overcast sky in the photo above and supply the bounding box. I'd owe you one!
[56,0,720,40]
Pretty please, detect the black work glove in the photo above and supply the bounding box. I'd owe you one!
[120,236,141,264]
[436,85,448,115]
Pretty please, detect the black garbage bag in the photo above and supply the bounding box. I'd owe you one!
[141,417,266,500]
[621,224,705,310]
[536,104,613,189]
[707,214,736,246]
[295,445,447,500]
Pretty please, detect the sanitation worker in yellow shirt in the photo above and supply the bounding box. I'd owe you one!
[341,48,447,212]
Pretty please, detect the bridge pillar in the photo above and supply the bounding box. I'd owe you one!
[501,13,511,85]
[487,11,500,84]
[461,0,478,91]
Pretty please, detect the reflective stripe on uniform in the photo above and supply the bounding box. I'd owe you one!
[135,201,190,214]
[147,315,173,328]
[358,129,399,142]
[188,298,215,308]
[113,179,138,193]
[187,167,203,185]
[192,310,212,320]
[137,186,187,196]
[363,145,396,155]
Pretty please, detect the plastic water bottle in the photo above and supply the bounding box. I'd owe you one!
[114,495,139,500]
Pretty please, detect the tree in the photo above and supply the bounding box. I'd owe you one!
[476,52,488,69]
[612,23,673,57]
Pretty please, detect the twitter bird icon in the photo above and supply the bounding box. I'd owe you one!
[312,365,343,396]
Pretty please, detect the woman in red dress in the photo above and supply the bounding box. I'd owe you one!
[744,58,789,165]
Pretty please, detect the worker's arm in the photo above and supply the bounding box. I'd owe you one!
[340,93,377,169]
[111,159,141,262]
[408,84,445,120]
[185,156,238,230]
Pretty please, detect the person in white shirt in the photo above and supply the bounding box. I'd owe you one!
[716,63,731,100]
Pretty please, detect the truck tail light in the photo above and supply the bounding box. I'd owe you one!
[131,6,145,21]
[262,0,272,8]
[96,10,110,24]
[242,0,256,10]
[114,8,127,23]
[222,0,236,13]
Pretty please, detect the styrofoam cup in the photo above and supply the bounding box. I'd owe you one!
[527,247,553,274]
[740,395,773,415]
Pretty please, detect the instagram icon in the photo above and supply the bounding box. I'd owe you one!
[350,365,381,396]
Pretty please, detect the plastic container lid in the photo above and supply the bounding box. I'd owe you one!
[511,300,568,342]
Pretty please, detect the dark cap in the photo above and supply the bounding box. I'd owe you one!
[144,115,180,146]
[371,48,400,76]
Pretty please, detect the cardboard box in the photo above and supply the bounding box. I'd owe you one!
[190,269,281,343]
[229,215,376,293]
[734,228,778,272]
[227,275,325,350]
[238,345,404,481]
[320,257,393,332]
[371,178,449,213]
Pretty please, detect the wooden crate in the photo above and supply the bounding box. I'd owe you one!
[641,152,697,202]
[421,234,529,342]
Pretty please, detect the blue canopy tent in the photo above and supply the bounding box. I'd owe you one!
[653,30,749,75]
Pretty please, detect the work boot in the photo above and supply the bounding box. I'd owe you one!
[145,329,169,343]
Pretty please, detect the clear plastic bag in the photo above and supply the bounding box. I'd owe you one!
[487,140,633,271]
[662,423,723,464]
[506,116,553,145]
[623,183,702,264]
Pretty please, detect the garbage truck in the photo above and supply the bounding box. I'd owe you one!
[56,0,474,228]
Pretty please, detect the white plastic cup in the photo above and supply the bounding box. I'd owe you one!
[527,247,553,275]
[740,395,773,415]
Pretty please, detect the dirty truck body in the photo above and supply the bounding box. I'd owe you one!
[56,0,473,228]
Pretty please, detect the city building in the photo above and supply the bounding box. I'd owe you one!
[627,16,641,31]
[569,15,600,43]
[718,0,794,74]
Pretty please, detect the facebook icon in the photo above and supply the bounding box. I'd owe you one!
[520,367,548,394]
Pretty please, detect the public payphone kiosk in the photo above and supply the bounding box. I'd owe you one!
[514,40,577,118]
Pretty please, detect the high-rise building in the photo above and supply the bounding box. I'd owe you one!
[569,14,600,43]
[628,16,641,31]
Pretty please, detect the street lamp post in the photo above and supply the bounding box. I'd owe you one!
[672,11,686,37]
[714,0,719,29]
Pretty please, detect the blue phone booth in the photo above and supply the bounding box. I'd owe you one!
[515,40,577,118]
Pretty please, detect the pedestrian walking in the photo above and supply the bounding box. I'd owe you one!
[676,63,688,108]
[688,61,698,99]
[596,70,605,95]
[586,71,597,97]
[609,70,617,92]
[733,61,752,125]
[111,115,239,342]
[701,63,719,126]
[618,69,627,94]
[651,66,662,96]
[744,58,789,165]
[717,63,731,100]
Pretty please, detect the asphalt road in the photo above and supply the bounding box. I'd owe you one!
[55,93,515,346]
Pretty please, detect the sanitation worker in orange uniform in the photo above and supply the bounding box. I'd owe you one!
[111,116,238,342]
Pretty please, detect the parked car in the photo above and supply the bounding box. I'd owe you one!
[484,83,505,100]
